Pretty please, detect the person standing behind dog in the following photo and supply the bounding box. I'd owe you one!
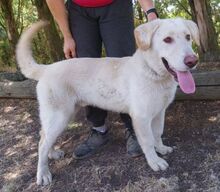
[46,0,158,159]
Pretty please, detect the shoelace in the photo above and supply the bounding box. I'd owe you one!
[89,129,108,138]
[125,129,137,140]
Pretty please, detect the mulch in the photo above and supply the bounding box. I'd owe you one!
[0,99,220,192]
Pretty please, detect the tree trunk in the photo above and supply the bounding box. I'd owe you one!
[0,0,20,69]
[188,0,220,61]
[34,0,64,62]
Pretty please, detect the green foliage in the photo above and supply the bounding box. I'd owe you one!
[32,32,52,64]
[156,0,219,49]
[0,0,52,71]
[0,0,38,70]
[155,0,192,19]
[210,0,220,44]
[12,0,38,32]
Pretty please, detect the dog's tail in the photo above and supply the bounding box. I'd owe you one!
[16,21,48,81]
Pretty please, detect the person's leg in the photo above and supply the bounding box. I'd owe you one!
[67,0,109,158]
[86,106,107,128]
[99,0,142,157]
[67,0,102,58]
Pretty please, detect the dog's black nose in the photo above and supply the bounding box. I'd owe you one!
[184,55,198,68]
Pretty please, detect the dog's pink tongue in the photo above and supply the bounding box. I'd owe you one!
[176,71,195,94]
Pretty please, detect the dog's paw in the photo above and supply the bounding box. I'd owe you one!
[37,168,52,185]
[147,156,169,171]
[48,149,65,160]
[155,145,173,155]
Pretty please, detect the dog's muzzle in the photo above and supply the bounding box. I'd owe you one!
[161,57,196,94]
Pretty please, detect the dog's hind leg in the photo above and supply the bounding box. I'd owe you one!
[152,109,173,155]
[37,104,74,185]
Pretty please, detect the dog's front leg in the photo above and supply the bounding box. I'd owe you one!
[152,109,173,155]
[131,114,169,171]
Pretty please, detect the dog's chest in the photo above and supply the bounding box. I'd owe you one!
[162,87,176,107]
[161,80,177,105]
[147,82,177,110]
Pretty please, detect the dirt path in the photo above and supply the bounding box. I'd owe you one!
[0,99,220,192]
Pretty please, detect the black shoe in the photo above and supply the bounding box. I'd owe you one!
[73,129,109,159]
[125,128,143,158]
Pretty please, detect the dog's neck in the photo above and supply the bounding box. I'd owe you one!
[131,49,172,82]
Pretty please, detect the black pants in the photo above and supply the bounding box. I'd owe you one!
[67,0,135,129]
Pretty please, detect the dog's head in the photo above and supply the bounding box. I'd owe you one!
[134,18,200,94]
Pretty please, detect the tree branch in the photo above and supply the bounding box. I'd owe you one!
[176,0,192,17]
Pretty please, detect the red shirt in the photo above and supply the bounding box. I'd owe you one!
[73,0,114,7]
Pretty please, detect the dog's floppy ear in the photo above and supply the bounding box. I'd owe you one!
[134,19,160,51]
[184,20,200,46]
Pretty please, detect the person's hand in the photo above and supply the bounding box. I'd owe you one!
[147,12,158,22]
[63,37,76,59]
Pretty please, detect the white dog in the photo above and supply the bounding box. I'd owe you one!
[16,18,199,185]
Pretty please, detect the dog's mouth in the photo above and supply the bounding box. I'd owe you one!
[162,57,196,94]
[162,57,177,81]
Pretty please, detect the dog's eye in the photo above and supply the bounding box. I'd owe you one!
[186,34,191,41]
[163,37,173,43]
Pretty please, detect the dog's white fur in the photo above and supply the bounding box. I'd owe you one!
[16,18,199,185]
